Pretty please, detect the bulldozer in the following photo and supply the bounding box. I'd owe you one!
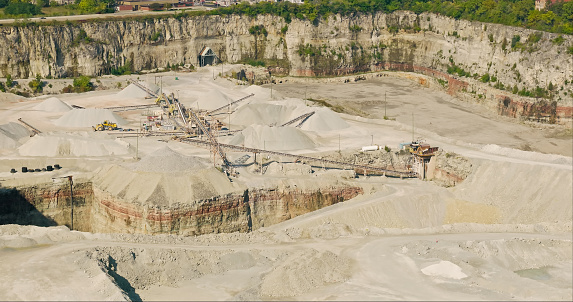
[93,120,118,131]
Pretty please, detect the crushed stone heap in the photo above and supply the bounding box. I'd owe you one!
[92,146,244,207]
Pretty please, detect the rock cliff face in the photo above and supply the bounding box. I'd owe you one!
[0,180,94,231]
[91,185,363,235]
[2,179,362,235]
[1,11,571,103]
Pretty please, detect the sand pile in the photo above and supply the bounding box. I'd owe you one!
[191,89,233,111]
[18,132,131,157]
[229,125,316,151]
[92,146,244,207]
[54,109,127,128]
[117,82,160,98]
[0,122,31,149]
[33,97,72,112]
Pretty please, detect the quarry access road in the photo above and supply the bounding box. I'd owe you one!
[1,227,570,301]
[0,7,210,25]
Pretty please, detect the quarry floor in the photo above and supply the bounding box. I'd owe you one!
[0,66,571,301]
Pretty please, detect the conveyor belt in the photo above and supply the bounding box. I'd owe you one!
[206,93,254,116]
[17,118,41,135]
[175,137,417,178]
[103,104,159,112]
[280,111,315,127]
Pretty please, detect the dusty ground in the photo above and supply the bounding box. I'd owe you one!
[0,66,571,301]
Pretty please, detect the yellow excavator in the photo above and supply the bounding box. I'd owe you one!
[93,120,118,131]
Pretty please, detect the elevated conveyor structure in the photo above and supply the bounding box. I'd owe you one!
[206,93,255,116]
[17,118,41,136]
[103,104,159,112]
[280,111,315,128]
[185,107,231,169]
[174,137,417,178]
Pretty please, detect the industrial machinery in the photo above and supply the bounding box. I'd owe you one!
[93,120,118,131]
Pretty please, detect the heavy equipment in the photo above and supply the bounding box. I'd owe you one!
[93,120,118,131]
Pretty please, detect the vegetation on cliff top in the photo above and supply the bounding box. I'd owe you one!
[2,0,573,34]
[207,0,572,34]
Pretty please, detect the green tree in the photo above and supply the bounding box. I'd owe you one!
[6,74,13,88]
[72,75,94,92]
[0,0,8,9]
[4,2,42,15]
[28,74,44,93]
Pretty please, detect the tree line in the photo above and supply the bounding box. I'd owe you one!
[2,0,572,34]
[209,0,573,34]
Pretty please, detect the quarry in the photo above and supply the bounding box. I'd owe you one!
[0,9,572,302]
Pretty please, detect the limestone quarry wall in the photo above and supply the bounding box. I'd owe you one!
[1,12,571,103]
[0,180,94,232]
[0,179,362,235]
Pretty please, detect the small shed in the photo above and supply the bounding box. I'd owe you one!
[198,46,219,67]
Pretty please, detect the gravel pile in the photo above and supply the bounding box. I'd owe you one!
[0,122,31,149]
[54,109,127,127]
[117,82,160,99]
[124,146,208,172]
[33,97,72,112]
[18,132,131,157]
[229,125,316,151]
[192,89,233,110]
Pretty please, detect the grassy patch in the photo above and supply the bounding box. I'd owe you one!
[306,98,344,113]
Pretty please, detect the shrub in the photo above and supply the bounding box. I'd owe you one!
[150,32,161,42]
[552,35,565,45]
[480,73,490,83]
[281,25,288,34]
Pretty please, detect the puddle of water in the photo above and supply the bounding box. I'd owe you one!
[515,267,552,281]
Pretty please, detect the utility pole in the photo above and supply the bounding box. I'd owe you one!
[269,71,273,98]
[68,176,73,231]
[371,134,373,145]
[384,92,387,118]
[412,112,415,142]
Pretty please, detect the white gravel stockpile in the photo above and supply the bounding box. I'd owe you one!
[231,102,349,132]
[0,122,31,149]
[18,132,130,157]
[192,89,233,110]
[54,109,127,127]
[93,147,243,207]
[33,97,72,112]
[229,125,316,151]
[117,82,160,98]
[124,146,208,172]
[232,103,294,126]
[299,107,350,132]
[421,261,468,279]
